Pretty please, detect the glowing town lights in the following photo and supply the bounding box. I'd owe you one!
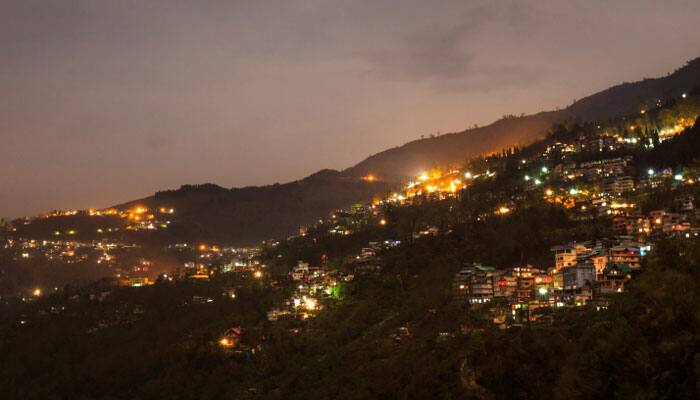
[647,168,655,176]
[363,175,376,182]
[303,297,317,311]
[379,219,387,226]
[497,206,511,214]
[674,174,684,181]
[610,202,634,209]
[545,189,554,196]
[219,338,233,348]
[464,172,473,179]
[569,188,578,195]
[198,244,207,251]
[682,93,687,99]
[33,288,41,297]
[253,270,263,279]
[538,287,548,295]
[534,179,542,185]
[541,166,548,173]
[521,159,527,164]
[293,298,301,307]
[419,173,429,181]
[524,175,531,181]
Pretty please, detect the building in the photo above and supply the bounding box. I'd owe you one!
[494,274,518,299]
[597,263,632,295]
[551,243,591,271]
[613,215,651,235]
[608,246,641,269]
[601,176,635,195]
[562,263,595,291]
[452,264,498,304]
[291,261,310,281]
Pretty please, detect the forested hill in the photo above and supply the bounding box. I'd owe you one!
[345,57,700,181]
[342,111,560,181]
[114,169,392,245]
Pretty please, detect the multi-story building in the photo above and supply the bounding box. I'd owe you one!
[596,263,632,295]
[452,264,498,304]
[601,176,635,195]
[551,243,591,271]
[562,263,596,291]
[607,246,641,269]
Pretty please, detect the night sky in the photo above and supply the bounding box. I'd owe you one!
[2,0,700,218]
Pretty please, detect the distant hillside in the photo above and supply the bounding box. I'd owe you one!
[345,57,700,181]
[113,170,392,245]
[21,57,700,245]
[567,57,700,121]
[343,111,560,181]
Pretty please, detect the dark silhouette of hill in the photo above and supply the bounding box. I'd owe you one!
[343,111,560,181]
[345,57,700,180]
[113,170,392,245]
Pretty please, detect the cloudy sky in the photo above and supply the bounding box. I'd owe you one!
[2,0,700,217]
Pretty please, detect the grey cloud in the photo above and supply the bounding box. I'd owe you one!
[362,2,541,90]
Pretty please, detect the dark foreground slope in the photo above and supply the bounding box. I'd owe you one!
[346,57,700,180]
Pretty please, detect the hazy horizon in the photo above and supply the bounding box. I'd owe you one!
[3,0,700,218]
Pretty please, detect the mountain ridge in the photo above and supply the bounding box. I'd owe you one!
[17,56,700,245]
[344,56,700,181]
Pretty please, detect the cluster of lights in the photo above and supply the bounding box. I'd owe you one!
[496,206,511,215]
[292,296,318,311]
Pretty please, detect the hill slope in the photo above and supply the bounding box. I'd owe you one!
[114,170,392,245]
[345,57,700,180]
[343,111,560,181]
[20,57,700,245]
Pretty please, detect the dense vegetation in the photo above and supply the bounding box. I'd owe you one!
[2,233,698,399]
